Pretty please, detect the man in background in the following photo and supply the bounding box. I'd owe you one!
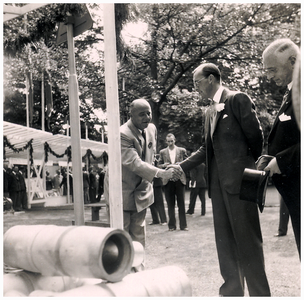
[186,160,207,216]
[158,133,188,231]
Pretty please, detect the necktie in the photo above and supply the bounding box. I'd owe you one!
[280,89,290,109]
[141,130,146,161]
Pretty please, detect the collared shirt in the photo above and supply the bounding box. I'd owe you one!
[213,85,224,103]
[169,147,176,164]
[287,82,293,91]
[210,85,224,139]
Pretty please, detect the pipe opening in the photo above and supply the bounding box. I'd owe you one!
[102,234,132,275]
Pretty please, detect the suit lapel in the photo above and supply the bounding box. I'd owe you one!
[128,120,145,157]
[175,147,180,163]
[270,90,292,136]
[211,88,228,137]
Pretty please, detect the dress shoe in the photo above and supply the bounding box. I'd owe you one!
[160,222,167,226]
[186,212,193,215]
[149,222,160,225]
[169,228,176,231]
[180,228,189,231]
[274,233,286,237]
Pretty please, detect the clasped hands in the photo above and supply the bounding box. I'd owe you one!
[158,163,183,182]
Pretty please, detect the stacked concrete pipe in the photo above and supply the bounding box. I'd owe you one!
[4,225,134,282]
[3,225,192,297]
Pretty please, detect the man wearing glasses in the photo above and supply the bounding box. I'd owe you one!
[170,63,270,296]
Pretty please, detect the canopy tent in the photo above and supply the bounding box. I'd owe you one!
[3,4,123,227]
[3,121,108,164]
[4,121,108,208]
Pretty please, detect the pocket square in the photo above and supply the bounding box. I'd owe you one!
[279,113,291,122]
[223,114,228,119]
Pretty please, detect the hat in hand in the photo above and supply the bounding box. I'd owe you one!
[255,155,274,171]
[239,168,270,213]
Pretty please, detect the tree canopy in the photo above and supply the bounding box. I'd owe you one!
[3,3,301,151]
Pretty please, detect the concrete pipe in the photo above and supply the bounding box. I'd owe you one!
[3,271,101,297]
[32,266,192,297]
[131,241,145,267]
[4,225,134,282]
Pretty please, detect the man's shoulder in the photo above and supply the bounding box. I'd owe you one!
[120,120,131,133]
[226,88,250,100]
[176,146,187,152]
[159,147,168,154]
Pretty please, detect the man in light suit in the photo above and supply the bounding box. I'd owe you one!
[262,39,300,257]
[169,63,270,296]
[158,134,188,231]
[105,99,179,248]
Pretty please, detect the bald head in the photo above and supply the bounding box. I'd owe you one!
[130,99,152,130]
[263,39,300,87]
[130,99,151,113]
[262,38,300,62]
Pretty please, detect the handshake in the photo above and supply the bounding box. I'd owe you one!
[156,164,184,182]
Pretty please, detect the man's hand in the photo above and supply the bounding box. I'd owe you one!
[264,157,281,177]
[157,167,183,182]
[166,164,184,181]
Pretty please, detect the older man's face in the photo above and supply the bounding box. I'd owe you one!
[263,54,294,87]
[131,102,152,131]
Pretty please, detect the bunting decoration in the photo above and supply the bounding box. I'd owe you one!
[4,136,107,166]
[44,142,72,163]
[83,149,108,165]
[4,136,34,165]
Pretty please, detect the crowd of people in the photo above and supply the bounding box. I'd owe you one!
[3,164,106,210]
[104,38,300,296]
[3,165,27,211]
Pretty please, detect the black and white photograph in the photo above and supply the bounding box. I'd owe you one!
[3,3,301,297]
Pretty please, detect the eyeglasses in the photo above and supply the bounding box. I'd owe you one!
[193,77,205,89]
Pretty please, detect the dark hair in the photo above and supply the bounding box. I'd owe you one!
[194,63,221,82]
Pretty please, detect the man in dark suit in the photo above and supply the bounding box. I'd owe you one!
[169,63,270,296]
[149,155,167,225]
[89,167,97,203]
[96,168,105,202]
[158,134,188,231]
[83,168,90,204]
[262,38,300,257]
[104,99,179,248]
[8,166,22,211]
[186,160,207,216]
[18,169,27,210]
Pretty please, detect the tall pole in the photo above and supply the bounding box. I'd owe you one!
[41,72,45,131]
[103,4,123,229]
[66,21,84,225]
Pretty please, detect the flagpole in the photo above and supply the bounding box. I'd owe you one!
[24,12,31,207]
[41,72,45,131]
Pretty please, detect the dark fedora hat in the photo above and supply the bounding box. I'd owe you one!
[239,168,270,213]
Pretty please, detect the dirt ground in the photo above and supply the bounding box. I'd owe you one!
[3,186,301,297]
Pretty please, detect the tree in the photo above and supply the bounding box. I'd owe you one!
[3,3,130,139]
[119,3,300,150]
